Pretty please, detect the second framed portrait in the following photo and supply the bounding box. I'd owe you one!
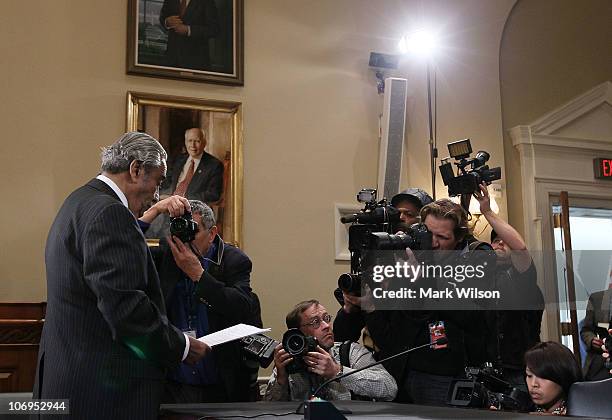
[127,91,243,246]
[127,0,244,85]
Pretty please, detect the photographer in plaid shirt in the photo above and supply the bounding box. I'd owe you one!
[264,299,397,401]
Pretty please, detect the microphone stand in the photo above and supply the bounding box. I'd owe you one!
[296,337,448,419]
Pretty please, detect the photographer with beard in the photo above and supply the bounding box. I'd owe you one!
[264,299,397,402]
[473,183,544,390]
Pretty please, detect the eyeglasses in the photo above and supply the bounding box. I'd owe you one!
[301,313,332,329]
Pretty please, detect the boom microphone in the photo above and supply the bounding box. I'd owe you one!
[311,336,448,398]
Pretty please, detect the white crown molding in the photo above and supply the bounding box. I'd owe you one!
[528,81,612,135]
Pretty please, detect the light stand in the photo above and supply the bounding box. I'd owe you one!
[427,61,438,199]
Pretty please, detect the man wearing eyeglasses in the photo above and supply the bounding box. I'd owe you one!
[140,199,262,403]
[264,299,397,401]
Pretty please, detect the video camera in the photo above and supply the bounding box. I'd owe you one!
[337,189,432,295]
[449,364,532,412]
[282,329,318,374]
[439,139,501,197]
[169,211,199,243]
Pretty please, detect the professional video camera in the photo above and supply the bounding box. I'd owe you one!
[337,189,432,295]
[282,329,319,374]
[449,364,532,412]
[169,211,199,243]
[240,333,278,368]
[439,139,501,197]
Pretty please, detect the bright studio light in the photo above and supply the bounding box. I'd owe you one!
[398,29,440,59]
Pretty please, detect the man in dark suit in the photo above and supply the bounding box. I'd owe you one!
[142,199,262,402]
[160,0,220,71]
[33,132,209,419]
[581,287,612,380]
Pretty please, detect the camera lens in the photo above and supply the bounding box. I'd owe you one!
[286,335,305,355]
[282,329,308,356]
[338,273,361,294]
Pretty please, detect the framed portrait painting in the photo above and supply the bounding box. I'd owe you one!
[127,91,243,246]
[127,0,244,85]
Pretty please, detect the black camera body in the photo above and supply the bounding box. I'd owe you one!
[449,365,532,412]
[240,333,278,368]
[282,328,318,374]
[337,189,432,295]
[439,139,501,197]
[369,223,433,251]
[169,211,199,243]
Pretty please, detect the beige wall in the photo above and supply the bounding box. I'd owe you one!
[500,0,612,236]
[0,1,516,345]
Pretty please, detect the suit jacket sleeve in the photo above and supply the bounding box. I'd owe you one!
[333,307,365,342]
[581,294,597,349]
[159,0,177,31]
[82,203,185,367]
[195,250,255,323]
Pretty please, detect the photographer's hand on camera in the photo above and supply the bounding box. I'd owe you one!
[166,235,205,282]
[591,337,605,352]
[304,345,342,380]
[272,343,293,385]
[140,195,191,223]
[342,290,375,314]
[603,329,612,374]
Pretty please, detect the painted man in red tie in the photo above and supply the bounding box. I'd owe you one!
[168,127,224,203]
[160,0,220,71]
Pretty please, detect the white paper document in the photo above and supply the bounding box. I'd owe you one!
[198,323,271,347]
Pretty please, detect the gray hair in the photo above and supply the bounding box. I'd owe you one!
[189,200,216,229]
[100,131,167,174]
[186,127,206,140]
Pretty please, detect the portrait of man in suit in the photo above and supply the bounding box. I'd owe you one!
[159,0,220,71]
[130,0,243,84]
[167,127,224,203]
[33,132,209,419]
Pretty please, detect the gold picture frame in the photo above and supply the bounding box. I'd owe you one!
[127,91,243,246]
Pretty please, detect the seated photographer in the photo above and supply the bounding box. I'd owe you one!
[524,341,582,415]
[264,299,397,401]
[474,183,544,389]
[580,287,612,381]
[140,198,262,403]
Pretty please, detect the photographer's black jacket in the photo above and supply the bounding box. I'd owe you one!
[334,239,494,400]
[153,235,262,401]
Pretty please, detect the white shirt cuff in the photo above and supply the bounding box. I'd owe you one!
[182,333,191,361]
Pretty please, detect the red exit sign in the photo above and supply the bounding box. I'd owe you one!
[594,158,612,179]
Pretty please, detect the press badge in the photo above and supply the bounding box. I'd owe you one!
[428,321,448,349]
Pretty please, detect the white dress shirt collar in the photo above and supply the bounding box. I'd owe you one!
[96,174,129,209]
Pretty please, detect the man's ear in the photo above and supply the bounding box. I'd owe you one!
[129,160,143,181]
[209,225,218,241]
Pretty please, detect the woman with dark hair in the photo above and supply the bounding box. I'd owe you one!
[524,342,582,415]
